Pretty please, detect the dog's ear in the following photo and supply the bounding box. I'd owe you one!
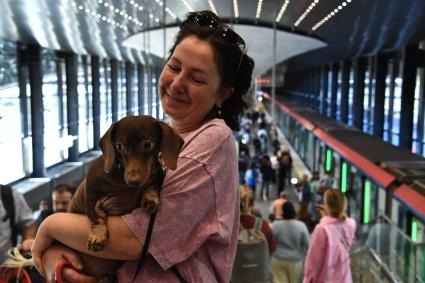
[99,122,116,173]
[158,121,184,170]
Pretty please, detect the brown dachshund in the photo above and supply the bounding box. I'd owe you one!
[69,115,184,253]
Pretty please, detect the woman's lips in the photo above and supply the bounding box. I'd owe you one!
[166,91,186,104]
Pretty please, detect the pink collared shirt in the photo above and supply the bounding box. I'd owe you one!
[117,119,240,282]
[303,215,356,283]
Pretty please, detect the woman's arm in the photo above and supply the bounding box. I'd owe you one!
[32,212,143,274]
[303,226,327,281]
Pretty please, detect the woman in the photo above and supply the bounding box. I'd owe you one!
[303,189,356,283]
[239,184,275,254]
[271,201,310,283]
[32,10,254,282]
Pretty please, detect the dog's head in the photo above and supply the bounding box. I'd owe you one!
[99,116,184,187]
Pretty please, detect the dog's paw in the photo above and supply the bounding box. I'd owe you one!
[88,222,108,252]
[141,190,159,213]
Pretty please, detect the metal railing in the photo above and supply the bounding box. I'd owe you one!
[351,215,424,283]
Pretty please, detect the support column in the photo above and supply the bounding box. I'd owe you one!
[110,59,118,122]
[330,63,339,118]
[373,53,389,138]
[91,56,100,149]
[64,52,79,162]
[320,65,329,115]
[27,44,46,176]
[353,57,366,130]
[125,61,133,116]
[340,60,351,123]
[138,63,144,114]
[399,45,418,149]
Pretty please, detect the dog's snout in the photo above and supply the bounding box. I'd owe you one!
[126,168,144,187]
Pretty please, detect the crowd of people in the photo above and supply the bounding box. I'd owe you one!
[235,108,357,283]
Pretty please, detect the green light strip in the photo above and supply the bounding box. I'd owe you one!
[412,220,417,243]
[326,149,332,171]
[341,162,347,193]
[364,180,371,224]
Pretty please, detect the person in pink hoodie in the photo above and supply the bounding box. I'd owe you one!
[303,189,356,283]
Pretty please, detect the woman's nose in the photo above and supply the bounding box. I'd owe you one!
[170,73,185,93]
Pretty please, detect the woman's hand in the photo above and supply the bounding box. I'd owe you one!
[31,220,58,276]
[40,244,96,283]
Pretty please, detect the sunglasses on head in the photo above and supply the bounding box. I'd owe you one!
[186,11,246,52]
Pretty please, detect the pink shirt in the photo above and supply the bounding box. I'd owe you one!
[117,119,240,283]
[303,215,356,283]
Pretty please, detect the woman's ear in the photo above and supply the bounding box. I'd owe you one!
[216,87,234,106]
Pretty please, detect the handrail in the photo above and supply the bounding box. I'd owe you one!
[350,245,403,283]
[353,214,424,283]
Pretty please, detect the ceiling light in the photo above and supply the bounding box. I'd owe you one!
[276,0,290,22]
[255,0,264,19]
[208,0,218,15]
[294,0,319,26]
[312,0,353,31]
[181,0,194,12]
[233,0,239,18]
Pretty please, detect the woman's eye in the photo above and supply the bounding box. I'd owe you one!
[143,141,153,150]
[192,77,205,84]
[167,64,179,71]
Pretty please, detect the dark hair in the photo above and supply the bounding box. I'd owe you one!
[53,183,76,195]
[168,10,255,130]
[282,201,296,220]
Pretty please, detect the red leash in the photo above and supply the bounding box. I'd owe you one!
[54,259,74,283]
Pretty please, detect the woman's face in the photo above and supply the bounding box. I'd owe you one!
[159,35,231,131]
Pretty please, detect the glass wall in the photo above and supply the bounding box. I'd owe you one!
[0,40,29,183]
[43,50,68,167]
[99,59,112,135]
[363,59,375,134]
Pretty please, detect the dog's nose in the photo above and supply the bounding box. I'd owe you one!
[126,169,143,187]
[127,180,141,187]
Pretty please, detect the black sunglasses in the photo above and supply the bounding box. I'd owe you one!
[186,11,246,75]
[188,12,246,51]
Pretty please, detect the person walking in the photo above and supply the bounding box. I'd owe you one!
[271,201,310,283]
[303,189,356,283]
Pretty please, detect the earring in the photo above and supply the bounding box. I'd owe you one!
[217,106,222,117]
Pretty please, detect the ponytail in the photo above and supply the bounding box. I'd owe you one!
[338,212,347,221]
[324,189,348,221]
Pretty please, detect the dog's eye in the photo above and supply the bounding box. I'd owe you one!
[143,141,153,150]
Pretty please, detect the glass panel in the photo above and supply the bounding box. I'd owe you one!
[99,59,112,135]
[336,67,342,120]
[348,70,354,126]
[43,50,67,167]
[413,68,424,154]
[392,65,402,146]
[78,56,91,152]
[131,66,138,114]
[118,62,126,119]
[0,40,28,182]
[350,169,362,221]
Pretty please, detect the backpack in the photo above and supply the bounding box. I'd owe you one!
[1,185,17,246]
[231,217,272,283]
